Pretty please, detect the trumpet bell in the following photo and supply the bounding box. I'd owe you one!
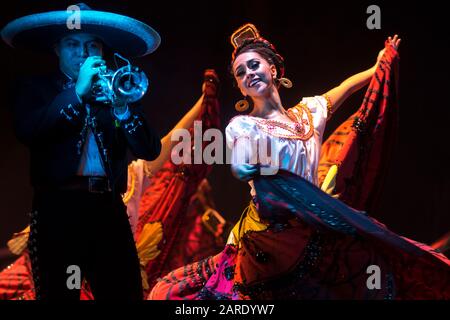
[112,66,148,104]
[91,52,149,105]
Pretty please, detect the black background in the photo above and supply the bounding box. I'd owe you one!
[0,0,449,266]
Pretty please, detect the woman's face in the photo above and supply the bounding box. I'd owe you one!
[232,51,277,98]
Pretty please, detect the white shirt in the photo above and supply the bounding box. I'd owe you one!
[77,104,131,176]
[225,96,328,195]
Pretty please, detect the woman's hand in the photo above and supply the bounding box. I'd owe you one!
[323,35,401,114]
[388,34,401,50]
[202,69,219,96]
[231,164,259,182]
[375,34,401,66]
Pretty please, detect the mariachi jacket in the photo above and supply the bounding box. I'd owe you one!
[12,72,161,193]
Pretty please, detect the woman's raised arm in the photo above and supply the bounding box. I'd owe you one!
[323,35,401,115]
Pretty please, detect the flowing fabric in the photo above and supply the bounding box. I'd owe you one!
[251,171,450,298]
[0,255,34,300]
[148,43,450,300]
[134,70,222,294]
[318,40,399,212]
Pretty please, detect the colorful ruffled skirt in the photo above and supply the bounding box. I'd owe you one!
[148,170,450,300]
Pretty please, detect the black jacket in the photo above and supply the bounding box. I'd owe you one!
[13,72,161,193]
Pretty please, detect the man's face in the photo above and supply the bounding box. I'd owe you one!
[55,33,103,79]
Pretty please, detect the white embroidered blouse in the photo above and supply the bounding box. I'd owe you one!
[225,96,329,195]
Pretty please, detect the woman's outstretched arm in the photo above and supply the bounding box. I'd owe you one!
[323,35,401,115]
[145,93,205,174]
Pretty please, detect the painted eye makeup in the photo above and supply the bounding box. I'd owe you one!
[234,67,245,78]
[234,58,261,78]
[248,60,260,70]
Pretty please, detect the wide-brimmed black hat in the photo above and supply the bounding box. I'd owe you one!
[1,3,161,57]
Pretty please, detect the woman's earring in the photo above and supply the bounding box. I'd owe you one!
[235,97,250,112]
[279,77,293,88]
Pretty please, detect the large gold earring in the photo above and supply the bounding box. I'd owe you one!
[279,77,293,88]
[235,98,249,112]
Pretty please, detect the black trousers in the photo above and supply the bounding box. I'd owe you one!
[28,188,143,300]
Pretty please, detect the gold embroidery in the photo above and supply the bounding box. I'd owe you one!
[122,164,137,204]
[323,94,333,120]
[252,102,314,140]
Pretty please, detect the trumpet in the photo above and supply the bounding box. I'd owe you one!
[91,53,148,104]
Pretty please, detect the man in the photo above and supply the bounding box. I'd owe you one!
[1,4,162,300]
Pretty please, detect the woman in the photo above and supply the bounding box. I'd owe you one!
[149,24,450,300]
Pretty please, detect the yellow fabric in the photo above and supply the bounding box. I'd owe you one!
[226,165,339,247]
[122,164,137,204]
[320,164,338,195]
[136,222,163,290]
[7,226,30,255]
[227,201,268,247]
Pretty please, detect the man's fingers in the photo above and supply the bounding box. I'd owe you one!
[86,55,102,61]
[83,57,105,68]
[96,65,107,73]
[90,60,106,68]
[87,68,101,78]
[82,56,101,64]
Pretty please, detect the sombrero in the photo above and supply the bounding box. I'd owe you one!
[1,3,161,57]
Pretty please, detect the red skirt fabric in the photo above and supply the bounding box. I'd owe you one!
[149,173,450,300]
[0,254,34,300]
[136,70,222,293]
